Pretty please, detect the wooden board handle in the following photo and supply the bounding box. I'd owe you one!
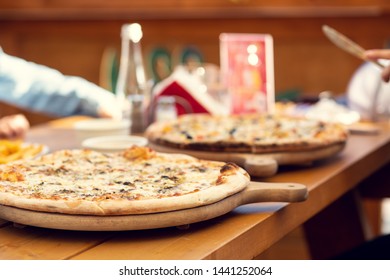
[242,156,278,177]
[241,181,308,204]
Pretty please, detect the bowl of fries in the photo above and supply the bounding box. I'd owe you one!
[0,140,47,164]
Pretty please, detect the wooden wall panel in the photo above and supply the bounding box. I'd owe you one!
[0,3,389,102]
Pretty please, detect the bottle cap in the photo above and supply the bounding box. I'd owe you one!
[121,23,143,43]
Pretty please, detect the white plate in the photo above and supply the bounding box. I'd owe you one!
[81,135,148,153]
[21,142,49,159]
[73,119,131,143]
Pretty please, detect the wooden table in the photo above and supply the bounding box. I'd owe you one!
[0,117,389,260]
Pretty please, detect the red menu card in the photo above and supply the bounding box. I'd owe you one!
[220,33,275,114]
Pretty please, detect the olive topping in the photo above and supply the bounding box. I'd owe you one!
[181,131,193,140]
[229,127,237,135]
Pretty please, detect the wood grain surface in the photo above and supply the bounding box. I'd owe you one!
[0,182,307,231]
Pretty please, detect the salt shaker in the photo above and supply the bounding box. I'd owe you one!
[155,96,178,122]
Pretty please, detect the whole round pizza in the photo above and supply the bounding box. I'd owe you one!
[145,113,349,153]
[0,146,250,215]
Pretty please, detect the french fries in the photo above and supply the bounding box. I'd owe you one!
[0,140,44,164]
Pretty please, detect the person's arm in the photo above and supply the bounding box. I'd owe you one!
[0,50,120,118]
[0,114,30,139]
[364,49,390,83]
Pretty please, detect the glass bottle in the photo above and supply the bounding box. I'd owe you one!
[115,23,149,134]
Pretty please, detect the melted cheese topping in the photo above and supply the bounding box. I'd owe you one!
[0,149,227,201]
[152,114,348,146]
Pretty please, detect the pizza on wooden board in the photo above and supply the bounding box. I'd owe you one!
[0,146,250,215]
[145,113,349,153]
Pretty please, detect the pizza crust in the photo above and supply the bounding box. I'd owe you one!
[0,168,249,215]
[0,148,250,215]
[145,114,349,154]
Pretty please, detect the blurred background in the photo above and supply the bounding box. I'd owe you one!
[1,0,389,259]
[1,0,389,102]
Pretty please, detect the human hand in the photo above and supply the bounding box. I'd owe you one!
[364,49,390,83]
[97,105,122,120]
[96,96,122,120]
[0,114,30,139]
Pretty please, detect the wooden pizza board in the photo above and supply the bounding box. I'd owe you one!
[148,142,346,177]
[347,122,381,135]
[0,181,307,231]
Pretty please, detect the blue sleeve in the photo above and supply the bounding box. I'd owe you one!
[0,50,119,117]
